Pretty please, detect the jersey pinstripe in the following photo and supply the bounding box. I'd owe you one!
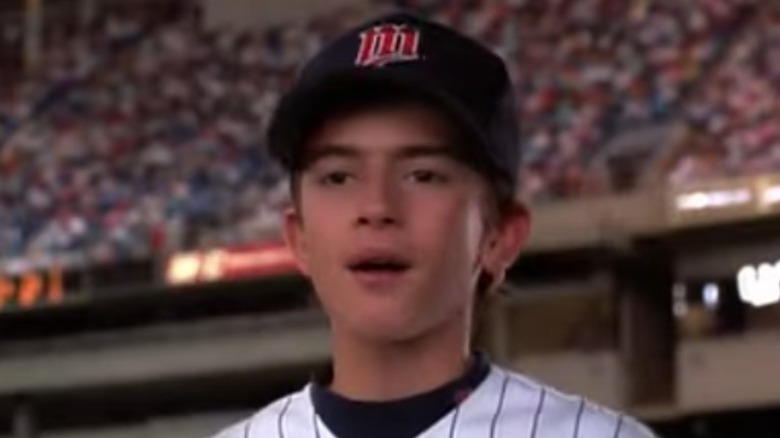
[210,364,656,438]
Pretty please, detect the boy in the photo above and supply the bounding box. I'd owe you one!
[213,11,656,438]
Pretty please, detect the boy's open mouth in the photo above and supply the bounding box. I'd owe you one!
[347,256,411,273]
[346,252,412,278]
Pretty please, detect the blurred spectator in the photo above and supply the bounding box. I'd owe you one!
[0,0,761,268]
[0,0,357,265]
[669,3,780,183]
[379,0,752,196]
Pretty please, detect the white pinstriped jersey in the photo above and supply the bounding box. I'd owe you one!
[211,364,656,438]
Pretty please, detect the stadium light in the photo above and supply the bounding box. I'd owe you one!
[736,262,780,308]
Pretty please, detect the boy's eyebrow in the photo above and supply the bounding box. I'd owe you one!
[301,143,461,168]
[395,145,459,160]
[302,144,359,168]
[302,144,462,170]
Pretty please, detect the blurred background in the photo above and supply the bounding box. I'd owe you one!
[0,0,779,436]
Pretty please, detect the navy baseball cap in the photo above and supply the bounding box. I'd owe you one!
[267,11,521,189]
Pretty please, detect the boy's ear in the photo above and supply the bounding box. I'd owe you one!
[481,201,530,286]
[282,206,310,276]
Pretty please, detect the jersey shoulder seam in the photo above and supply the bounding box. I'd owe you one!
[499,367,655,437]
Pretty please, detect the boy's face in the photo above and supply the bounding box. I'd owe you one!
[283,103,527,342]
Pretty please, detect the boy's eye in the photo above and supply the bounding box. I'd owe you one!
[319,171,353,186]
[408,169,449,184]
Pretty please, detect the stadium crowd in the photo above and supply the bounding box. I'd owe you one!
[384,0,752,200]
[0,0,765,267]
[668,3,780,184]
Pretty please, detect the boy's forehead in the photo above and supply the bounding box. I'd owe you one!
[299,105,467,161]
[301,140,463,166]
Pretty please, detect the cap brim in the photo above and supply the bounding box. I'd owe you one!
[267,67,493,174]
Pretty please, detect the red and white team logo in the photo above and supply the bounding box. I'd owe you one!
[355,24,421,67]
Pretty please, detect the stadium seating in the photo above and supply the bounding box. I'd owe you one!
[666,3,780,184]
[379,0,753,199]
[0,0,763,266]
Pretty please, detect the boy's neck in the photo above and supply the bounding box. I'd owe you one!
[327,318,471,402]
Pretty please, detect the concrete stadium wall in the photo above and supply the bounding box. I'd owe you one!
[202,0,371,31]
[0,296,649,435]
[501,278,616,357]
[0,312,329,395]
[39,411,250,438]
[676,235,780,279]
[677,332,780,413]
[0,291,624,398]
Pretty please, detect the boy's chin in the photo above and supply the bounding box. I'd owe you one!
[347,317,441,344]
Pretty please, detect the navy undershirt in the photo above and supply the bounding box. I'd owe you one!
[311,353,490,438]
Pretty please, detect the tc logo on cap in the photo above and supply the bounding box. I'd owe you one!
[355,24,421,67]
